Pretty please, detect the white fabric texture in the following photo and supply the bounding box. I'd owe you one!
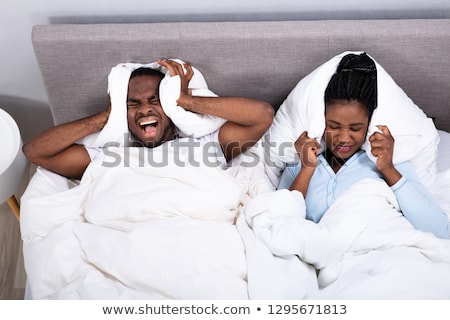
[265,51,439,187]
[437,130,450,173]
[20,144,315,299]
[80,59,226,147]
[246,178,450,299]
[21,147,246,299]
[429,168,450,218]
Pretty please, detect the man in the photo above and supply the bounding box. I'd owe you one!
[23,59,274,179]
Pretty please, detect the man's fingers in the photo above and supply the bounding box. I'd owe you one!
[184,63,194,79]
[158,59,185,76]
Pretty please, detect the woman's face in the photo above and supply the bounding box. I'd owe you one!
[324,100,369,160]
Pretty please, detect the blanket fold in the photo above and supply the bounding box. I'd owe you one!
[20,143,319,299]
[20,146,248,299]
[246,178,450,298]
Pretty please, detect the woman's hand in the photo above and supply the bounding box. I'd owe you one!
[369,125,402,185]
[294,131,320,168]
[289,132,319,196]
[369,125,395,171]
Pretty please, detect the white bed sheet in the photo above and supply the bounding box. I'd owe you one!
[20,145,315,300]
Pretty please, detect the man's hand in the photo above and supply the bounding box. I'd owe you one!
[157,59,193,108]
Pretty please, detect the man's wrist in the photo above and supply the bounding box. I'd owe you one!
[176,94,195,111]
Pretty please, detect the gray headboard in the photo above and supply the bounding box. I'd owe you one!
[32,19,450,131]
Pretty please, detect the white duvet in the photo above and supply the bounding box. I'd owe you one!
[20,144,316,300]
[22,157,450,299]
[20,145,243,299]
[246,176,450,299]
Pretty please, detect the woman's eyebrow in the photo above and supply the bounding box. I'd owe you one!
[326,119,366,126]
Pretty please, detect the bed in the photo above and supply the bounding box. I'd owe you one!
[21,19,450,299]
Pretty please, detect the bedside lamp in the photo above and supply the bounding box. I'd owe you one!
[0,108,28,220]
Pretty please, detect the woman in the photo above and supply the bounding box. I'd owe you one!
[278,52,449,239]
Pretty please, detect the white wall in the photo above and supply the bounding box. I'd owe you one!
[1,0,450,141]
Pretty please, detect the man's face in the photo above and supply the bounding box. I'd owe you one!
[126,75,175,147]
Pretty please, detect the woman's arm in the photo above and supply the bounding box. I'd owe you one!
[370,125,448,238]
[392,162,449,239]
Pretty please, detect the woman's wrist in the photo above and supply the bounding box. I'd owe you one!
[289,166,315,196]
[380,165,402,186]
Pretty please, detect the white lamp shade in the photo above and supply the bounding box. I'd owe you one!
[0,108,28,203]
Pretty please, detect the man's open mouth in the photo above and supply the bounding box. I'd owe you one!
[139,120,158,133]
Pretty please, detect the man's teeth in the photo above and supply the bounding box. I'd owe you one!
[140,120,157,126]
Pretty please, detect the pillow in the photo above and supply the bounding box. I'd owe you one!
[264,51,439,187]
[437,130,450,173]
[158,59,226,137]
[80,59,226,148]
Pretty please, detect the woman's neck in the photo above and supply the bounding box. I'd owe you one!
[324,148,348,173]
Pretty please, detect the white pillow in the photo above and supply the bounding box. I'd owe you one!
[264,51,439,187]
[158,59,226,137]
[437,130,450,173]
[80,59,225,147]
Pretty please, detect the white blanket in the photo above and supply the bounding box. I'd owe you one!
[20,142,315,299]
[246,178,450,299]
[20,144,244,299]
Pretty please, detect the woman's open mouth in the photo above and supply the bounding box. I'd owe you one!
[334,144,352,155]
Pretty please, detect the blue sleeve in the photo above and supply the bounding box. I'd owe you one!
[391,162,449,239]
[277,164,301,190]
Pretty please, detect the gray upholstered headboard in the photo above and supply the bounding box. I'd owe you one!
[32,19,450,131]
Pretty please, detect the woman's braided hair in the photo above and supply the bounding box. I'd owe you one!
[324,52,378,120]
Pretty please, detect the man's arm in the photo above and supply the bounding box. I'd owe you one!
[159,59,274,160]
[177,95,274,160]
[22,108,110,180]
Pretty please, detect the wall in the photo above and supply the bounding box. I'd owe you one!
[1,0,450,142]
